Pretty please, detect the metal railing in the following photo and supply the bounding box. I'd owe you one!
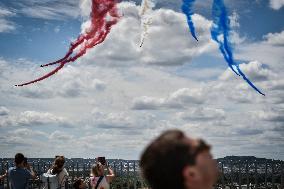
[0,158,283,189]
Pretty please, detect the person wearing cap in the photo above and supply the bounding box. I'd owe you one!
[140,129,219,189]
[8,153,36,189]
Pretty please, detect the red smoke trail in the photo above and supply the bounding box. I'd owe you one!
[16,0,120,86]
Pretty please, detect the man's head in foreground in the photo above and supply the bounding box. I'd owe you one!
[14,153,25,167]
[140,130,219,189]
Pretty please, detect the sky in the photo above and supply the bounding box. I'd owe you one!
[0,0,283,160]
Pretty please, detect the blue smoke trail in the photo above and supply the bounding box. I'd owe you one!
[181,0,198,41]
[211,0,265,96]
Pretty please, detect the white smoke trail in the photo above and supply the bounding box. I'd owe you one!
[139,0,155,47]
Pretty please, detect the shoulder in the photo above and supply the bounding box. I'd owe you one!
[62,168,68,176]
[8,167,15,174]
[8,167,15,171]
[57,168,68,178]
[20,168,32,178]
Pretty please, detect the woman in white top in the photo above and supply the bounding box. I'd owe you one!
[90,162,115,189]
[47,156,69,188]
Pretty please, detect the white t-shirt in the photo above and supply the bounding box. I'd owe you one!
[90,176,110,189]
[47,168,69,188]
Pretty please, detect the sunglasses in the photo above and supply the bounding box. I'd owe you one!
[189,139,211,164]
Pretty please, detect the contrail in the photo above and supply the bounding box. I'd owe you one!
[139,0,155,47]
[181,0,198,41]
[16,0,120,86]
[211,0,265,95]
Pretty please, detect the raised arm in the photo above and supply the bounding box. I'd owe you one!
[26,163,37,179]
[105,163,115,183]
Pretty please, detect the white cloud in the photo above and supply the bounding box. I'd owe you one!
[0,110,73,128]
[177,107,226,121]
[229,11,240,28]
[79,0,92,18]
[0,106,9,116]
[49,130,74,141]
[132,88,206,110]
[0,7,16,32]
[263,31,284,46]
[0,61,106,99]
[269,0,284,10]
[220,61,276,82]
[18,0,80,20]
[252,109,284,123]
[132,96,164,110]
[78,2,215,67]
[0,8,15,17]
[9,128,48,138]
[54,26,60,33]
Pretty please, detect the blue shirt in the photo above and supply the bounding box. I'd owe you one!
[8,167,32,189]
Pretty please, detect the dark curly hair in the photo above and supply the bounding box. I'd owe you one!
[140,130,210,189]
[73,178,83,189]
[15,153,25,165]
[51,156,65,175]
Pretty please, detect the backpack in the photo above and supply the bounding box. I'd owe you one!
[40,172,64,189]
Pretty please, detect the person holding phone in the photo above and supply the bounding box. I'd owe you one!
[90,157,115,189]
[8,153,36,189]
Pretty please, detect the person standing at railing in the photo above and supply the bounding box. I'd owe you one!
[45,155,69,189]
[8,153,36,189]
[140,130,219,189]
[90,159,115,189]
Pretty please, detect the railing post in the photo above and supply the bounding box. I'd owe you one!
[272,160,275,189]
[134,163,137,189]
[76,161,79,178]
[128,162,130,189]
[38,161,41,189]
[37,161,40,175]
[230,160,233,189]
[72,163,75,182]
[120,162,123,176]
[265,161,268,189]
[221,162,225,189]
[246,160,249,189]
[0,161,3,189]
[48,161,51,170]
[127,162,130,177]
[6,161,10,189]
[238,160,242,189]
[43,162,46,172]
[114,162,117,176]
[280,161,284,189]
[254,160,258,189]
[83,163,86,179]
